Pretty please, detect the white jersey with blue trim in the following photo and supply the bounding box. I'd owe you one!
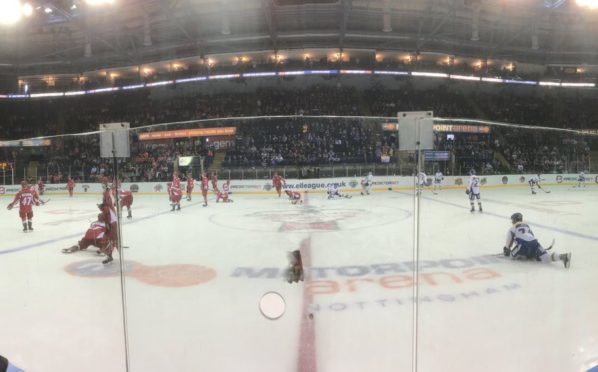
[417,172,427,185]
[434,172,444,183]
[327,184,338,194]
[506,222,537,247]
[578,172,586,181]
[467,176,481,194]
[528,176,541,185]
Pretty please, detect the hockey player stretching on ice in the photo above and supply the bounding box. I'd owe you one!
[327,184,351,199]
[503,213,571,268]
[216,180,233,203]
[62,213,110,254]
[466,171,482,213]
[7,181,43,232]
[285,190,303,205]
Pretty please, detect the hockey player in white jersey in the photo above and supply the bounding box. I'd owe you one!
[528,174,548,194]
[466,170,482,212]
[361,172,373,195]
[576,171,586,188]
[416,172,427,196]
[503,212,571,268]
[433,171,444,194]
[327,184,351,199]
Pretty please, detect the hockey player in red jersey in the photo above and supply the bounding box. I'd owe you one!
[7,181,43,232]
[37,178,45,196]
[120,189,133,219]
[211,172,218,193]
[200,173,209,207]
[216,180,233,203]
[272,172,285,197]
[67,177,75,197]
[62,213,110,254]
[186,173,195,201]
[170,172,182,211]
[284,190,302,205]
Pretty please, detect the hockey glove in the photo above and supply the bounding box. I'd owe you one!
[465,189,470,195]
[503,246,510,257]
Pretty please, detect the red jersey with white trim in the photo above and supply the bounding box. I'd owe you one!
[201,176,209,192]
[84,221,107,241]
[273,175,285,188]
[211,175,218,190]
[187,177,195,191]
[11,189,40,213]
[67,179,75,189]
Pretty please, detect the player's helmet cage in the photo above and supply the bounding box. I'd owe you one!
[511,212,523,224]
[469,169,476,176]
[21,181,28,188]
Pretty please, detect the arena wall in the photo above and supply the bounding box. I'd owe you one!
[0,174,596,197]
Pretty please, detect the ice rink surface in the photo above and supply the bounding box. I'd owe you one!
[1,184,597,372]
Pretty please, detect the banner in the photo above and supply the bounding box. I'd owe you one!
[138,127,237,141]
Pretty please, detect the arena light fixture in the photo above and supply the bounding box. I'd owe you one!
[576,0,598,9]
[0,0,23,25]
[22,2,33,17]
[85,0,115,5]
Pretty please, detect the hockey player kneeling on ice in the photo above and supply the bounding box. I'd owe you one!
[285,190,303,205]
[216,180,233,203]
[286,250,304,283]
[503,213,571,268]
[327,184,351,199]
[62,213,111,255]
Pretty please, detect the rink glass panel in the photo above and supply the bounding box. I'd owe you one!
[416,124,598,372]
[0,131,128,372]
[122,117,416,372]
[3,116,596,371]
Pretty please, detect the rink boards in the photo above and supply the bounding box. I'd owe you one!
[0,173,596,196]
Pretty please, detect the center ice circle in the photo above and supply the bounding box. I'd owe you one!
[259,292,286,320]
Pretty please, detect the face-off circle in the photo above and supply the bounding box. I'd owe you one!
[209,205,412,233]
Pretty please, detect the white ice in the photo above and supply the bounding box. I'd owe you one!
[0,185,597,372]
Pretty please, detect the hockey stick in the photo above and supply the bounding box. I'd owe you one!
[40,198,51,205]
[538,185,551,193]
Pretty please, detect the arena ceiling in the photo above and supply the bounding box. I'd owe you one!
[1,0,598,76]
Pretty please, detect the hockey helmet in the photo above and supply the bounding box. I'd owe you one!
[510,212,523,224]
[21,180,28,188]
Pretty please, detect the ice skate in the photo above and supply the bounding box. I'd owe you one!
[171,204,175,211]
[102,255,113,265]
[62,245,80,254]
[470,206,475,213]
[22,223,28,232]
[478,205,483,213]
[28,222,33,231]
[127,212,132,219]
[532,191,536,195]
